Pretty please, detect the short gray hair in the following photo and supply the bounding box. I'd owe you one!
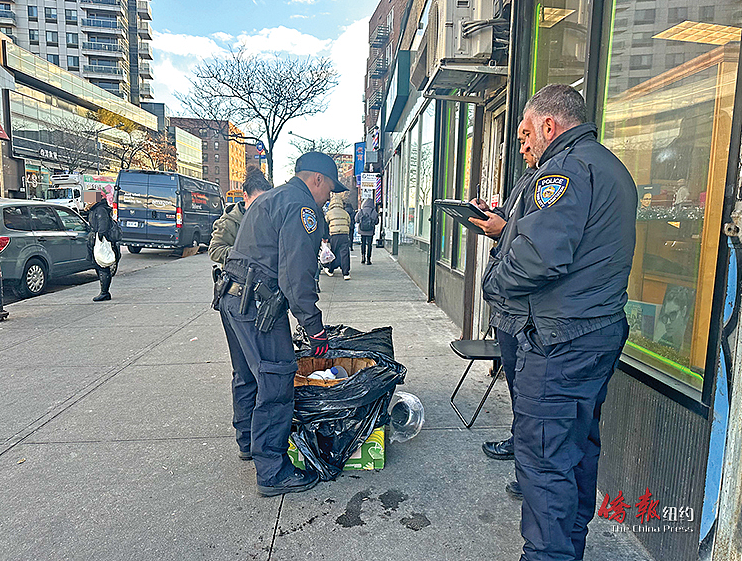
[524,84,586,127]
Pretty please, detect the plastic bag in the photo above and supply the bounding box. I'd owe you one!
[291,327,406,481]
[93,234,116,268]
[293,324,396,359]
[388,391,425,443]
[319,241,335,265]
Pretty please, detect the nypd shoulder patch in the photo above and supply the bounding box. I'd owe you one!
[534,175,569,209]
[301,207,318,234]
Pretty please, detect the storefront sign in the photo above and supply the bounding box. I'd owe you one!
[38,148,58,160]
[354,142,365,176]
[383,51,410,133]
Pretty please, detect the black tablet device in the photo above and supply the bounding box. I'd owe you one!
[435,199,490,235]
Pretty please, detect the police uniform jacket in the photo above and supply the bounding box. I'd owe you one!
[225,176,325,336]
[483,166,535,329]
[482,123,637,344]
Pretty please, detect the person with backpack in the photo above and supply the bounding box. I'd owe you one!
[355,198,378,265]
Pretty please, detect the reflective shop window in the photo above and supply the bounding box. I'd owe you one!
[599,0,741,393]
[531,0,590,94]
[418,101,435,241]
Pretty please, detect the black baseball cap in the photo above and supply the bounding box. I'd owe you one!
[295,151,348,193]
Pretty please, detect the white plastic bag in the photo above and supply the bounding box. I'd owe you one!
[319,241,335,265]
[93,234,116,268]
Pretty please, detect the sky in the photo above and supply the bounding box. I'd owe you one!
[150,0,381,183]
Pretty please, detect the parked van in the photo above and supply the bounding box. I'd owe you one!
[114,170,223,253]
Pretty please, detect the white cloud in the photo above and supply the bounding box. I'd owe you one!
[152,30,226,58]
[152,19,370,184]
[272,18,370,182]
[235,26,331,57]
[289,0,318,3]
[211,31,234,43]
[290,14,309,19]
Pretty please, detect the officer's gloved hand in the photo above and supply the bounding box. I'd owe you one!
[308,329,329,357]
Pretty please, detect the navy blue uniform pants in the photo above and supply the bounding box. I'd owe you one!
[513,319,628,561]
[219,293,298,486]
[496,328,518,440]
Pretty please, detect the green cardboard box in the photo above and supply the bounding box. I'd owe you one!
[288,427,385,471]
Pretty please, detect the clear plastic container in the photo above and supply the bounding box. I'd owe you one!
[388,391,425,443]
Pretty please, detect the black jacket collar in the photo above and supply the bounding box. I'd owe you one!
[538,122,598,167]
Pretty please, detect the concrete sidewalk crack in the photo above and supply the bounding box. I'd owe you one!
[267,494,285,561]
[0,308,211,458]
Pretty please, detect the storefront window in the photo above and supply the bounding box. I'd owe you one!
[418,102,434,240]
[406,118,419,236]
[439,102,459,264]
[531,0,590,94]
[599,0,741,393]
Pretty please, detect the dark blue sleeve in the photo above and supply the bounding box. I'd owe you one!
[277,202,324,335]
[493,170,591,298]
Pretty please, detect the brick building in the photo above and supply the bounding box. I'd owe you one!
[169,118,246,195]
[364,0,408,136]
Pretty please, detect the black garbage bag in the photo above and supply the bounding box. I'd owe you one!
[292,345,406,481]
[293,324,396,359]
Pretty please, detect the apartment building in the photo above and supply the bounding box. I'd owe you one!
[364,0,407,137]
[170,118,246,195]
[4,0,154,105]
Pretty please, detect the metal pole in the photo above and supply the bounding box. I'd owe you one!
[95,131,100,174]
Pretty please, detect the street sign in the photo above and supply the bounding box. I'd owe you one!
[256,140,265,154]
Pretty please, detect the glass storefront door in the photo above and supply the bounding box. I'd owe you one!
[599,0,741,392]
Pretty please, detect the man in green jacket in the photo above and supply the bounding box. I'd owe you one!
[209,167,272,265]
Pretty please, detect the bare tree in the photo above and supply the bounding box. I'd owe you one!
[286,137,351,173]
[44,113,103,173]
[177,50,338,182]
[100,129,176,172]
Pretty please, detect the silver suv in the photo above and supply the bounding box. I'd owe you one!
[0,199,108,298]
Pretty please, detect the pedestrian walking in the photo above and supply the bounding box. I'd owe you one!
[208,166,272,265]
[480,84,636,561]
[86,199,121,302]
[355,198,378,265]
[218,151,348,497]
[344,199,356,251]
[324,193,351,279]
[468,121,538,500]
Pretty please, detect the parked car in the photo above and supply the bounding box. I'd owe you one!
[114,170,224,254]
[0,198,113,298]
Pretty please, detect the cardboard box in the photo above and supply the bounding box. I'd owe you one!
[288,427,385,471]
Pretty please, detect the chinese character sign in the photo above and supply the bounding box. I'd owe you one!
[354,142,365,177]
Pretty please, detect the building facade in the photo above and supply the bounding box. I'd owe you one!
[0,34,157,199]
[3,0,153,105]
[170,118,246,195]
[364,0,408,138]
[139,102,203,179]
[375,0,742,559]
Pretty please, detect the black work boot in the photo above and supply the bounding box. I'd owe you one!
[257,467,319,497]
[238,448,252,461]
[93,269,112,302]
[482,437,515,460]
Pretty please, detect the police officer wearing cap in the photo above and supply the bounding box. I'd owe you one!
[482,85,636,560]
[220,151,348,497]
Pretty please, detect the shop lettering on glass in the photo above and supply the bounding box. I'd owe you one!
[599,487,694,528]
[38,148,59,160]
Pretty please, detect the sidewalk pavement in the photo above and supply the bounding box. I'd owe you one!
[0,245,653,561]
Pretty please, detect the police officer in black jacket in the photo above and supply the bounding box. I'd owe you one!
[482,85,636,561]
[221,152,348,497]
[469,121,537,499]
